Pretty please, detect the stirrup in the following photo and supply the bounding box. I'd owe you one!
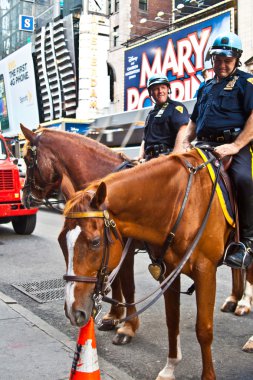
[223,242,251,269]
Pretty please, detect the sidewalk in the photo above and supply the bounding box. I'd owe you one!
[0,291,134,380]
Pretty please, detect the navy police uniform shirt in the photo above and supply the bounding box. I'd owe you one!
[191,69,253,136]
[144,100,189,151]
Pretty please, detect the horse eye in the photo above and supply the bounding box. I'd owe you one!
[90,237,101,249]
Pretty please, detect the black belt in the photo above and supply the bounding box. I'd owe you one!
[145,144,172,160]
[197,128,241,144]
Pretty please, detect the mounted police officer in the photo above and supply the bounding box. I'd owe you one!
[182,32,253,269]
[138,73,189,160]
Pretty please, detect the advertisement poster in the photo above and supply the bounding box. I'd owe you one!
[0,74,9,131]
[0,43,39,136]
[124,10,233,111]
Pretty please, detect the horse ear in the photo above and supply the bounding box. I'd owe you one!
[20,123,37,144]
[61,174,75,200]
[90,182,107,209]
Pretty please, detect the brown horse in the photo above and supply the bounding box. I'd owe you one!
[20,124,252,331]
[20,124,140,344]
[60,150,245,380]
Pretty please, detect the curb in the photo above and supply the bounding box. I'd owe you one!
[0,291,134,380]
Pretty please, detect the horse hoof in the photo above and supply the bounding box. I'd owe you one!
[112,333,132,345]
[242,338,253,353]
[234,305,250,316]
[97,322,116,331]
[220,301,237,313]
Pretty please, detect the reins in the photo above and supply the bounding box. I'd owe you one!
[99,155,221,327]
[63,152,222,325]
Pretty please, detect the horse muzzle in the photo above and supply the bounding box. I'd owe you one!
[64,282,95,327]
[65,304,90,327]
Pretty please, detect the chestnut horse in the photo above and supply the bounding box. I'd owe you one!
[20,124,140,344]
[20,125,252,337]
[60,150,247,379]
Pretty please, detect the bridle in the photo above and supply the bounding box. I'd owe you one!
[23,137,59,207]
[63,209,123,318]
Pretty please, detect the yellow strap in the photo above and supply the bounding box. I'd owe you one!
[196,148,235,227]
[65,211,104,219]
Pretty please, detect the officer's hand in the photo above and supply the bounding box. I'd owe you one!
[182,141,193,152]
[136,157,146,164]
[214,143,240,159]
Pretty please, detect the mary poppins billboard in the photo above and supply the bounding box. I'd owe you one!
[124,9,233,111]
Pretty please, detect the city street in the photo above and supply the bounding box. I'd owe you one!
[0,207,252,380]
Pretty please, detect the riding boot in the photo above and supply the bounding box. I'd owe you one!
[224,238,253,269]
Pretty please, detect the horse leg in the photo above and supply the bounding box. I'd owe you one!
[194,265,216,380]
[234,265,253,316]
[221,268,244,313]
[156,274,182,380]
[113,243,139,345]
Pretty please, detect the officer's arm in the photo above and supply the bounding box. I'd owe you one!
[137,140,145,160]
[215,110,253,158]
[181,120,197,151]
[173,124,188,153]
[233,110,253,150]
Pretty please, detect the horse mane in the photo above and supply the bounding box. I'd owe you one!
[38,128,132,162]
[23,140,30,156]
[64,188,98,216]
[63,149,203,216]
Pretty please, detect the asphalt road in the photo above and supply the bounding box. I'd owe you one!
[0,208,252,380]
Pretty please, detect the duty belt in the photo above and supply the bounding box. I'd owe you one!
[145,144,172,160]
[197,128,241,144]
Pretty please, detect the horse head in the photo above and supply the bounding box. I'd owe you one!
[59,182,123,327]
[20,123,61,208]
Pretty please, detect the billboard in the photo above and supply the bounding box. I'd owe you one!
[124,10,233,111]
[0,43,39,136]
[0,73,9,131]
[173,1,232,22]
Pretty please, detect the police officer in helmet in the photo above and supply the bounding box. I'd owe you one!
[182,32,253,269]
[138,73,189,160]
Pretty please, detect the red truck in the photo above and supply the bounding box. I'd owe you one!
[0,133,38,234]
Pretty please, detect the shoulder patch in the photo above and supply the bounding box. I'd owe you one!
[175,105,183,114]
[247,78,253,85]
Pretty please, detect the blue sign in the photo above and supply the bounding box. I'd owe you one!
[19,15,34,32]
[124,10,232,110]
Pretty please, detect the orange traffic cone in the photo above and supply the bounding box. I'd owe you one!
[70,317,101,380]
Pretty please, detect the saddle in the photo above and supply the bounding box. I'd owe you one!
[197,144,239,243]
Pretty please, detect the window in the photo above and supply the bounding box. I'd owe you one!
[107,63,115,102]
[113,26,119,47]
[139,0,147,11]
[0,140,7,159]
[115,0,119,12]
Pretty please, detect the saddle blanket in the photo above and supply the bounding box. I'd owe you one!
[196,148,235,227]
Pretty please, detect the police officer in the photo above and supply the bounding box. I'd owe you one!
[182,32,253,269]
[138,73,189,160]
